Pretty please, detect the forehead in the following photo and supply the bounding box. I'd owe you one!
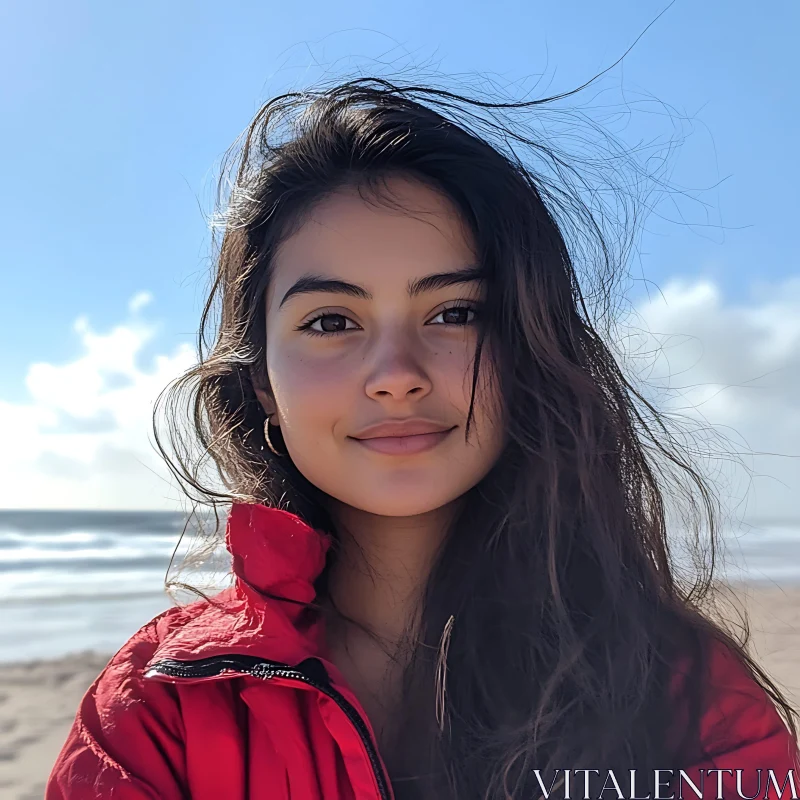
[268,178,476,302]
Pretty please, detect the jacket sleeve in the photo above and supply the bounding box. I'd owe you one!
[46,623,187,799]
[678,640,800,799]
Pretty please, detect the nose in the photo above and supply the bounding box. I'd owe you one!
[363,334,433,402]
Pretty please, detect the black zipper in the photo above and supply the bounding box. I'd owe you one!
[146,655,391,800]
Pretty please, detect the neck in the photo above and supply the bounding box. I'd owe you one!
[323,500,462,646]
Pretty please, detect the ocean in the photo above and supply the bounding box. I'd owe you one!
[0,509,232,664]
[1,509,799,664]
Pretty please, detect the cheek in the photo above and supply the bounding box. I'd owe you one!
[452,347,504,435]
[268,350,351,426]
[439,339,497,407]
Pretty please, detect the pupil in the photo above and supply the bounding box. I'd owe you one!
[321,314,346,332]
[443,308,467,324]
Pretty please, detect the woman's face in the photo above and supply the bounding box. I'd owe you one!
[260,176,506,518]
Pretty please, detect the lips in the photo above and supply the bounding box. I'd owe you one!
[348,419,457,456]
[351,419,456,440]
[351,429,455,456]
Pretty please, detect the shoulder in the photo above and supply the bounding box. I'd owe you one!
[700,637,794,748]
[86,587,237,711]
[90,592,210,685]
[47,596,224,798]
[674,634,799,782]
[65,601,204,750]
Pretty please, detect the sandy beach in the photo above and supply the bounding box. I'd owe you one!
[1,584,798,799]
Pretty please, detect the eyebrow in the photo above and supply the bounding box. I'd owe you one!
[278,266,486,309]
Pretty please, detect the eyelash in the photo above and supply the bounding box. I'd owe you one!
[295,303,482,338]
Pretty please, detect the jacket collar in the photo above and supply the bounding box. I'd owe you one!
[146,502,334,669]
[226,502,332,608]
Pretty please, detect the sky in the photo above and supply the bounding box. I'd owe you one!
[0,0,798,519]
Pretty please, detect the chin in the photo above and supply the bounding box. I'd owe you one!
[328,483,463,518]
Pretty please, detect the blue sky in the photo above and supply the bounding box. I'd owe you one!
[2,0,799,511]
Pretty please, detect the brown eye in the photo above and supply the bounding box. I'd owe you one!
[428,305,479,326]
[297,312,359,337]
[316,314,349,333]
[443,307,472,324]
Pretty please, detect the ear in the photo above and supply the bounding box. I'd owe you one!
[250,365,278,419]
[253,386,277,419]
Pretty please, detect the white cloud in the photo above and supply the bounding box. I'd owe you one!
[0,296,196,510]
[619,274,800,530]
[128,291,153,314]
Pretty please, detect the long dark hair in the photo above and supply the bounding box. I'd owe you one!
[154,76,798,799]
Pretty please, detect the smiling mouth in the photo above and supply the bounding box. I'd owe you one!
[349,427,456,455]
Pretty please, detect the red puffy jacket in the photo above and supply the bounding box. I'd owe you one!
[47,503,798,799]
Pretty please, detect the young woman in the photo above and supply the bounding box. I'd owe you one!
[48,78,799,799]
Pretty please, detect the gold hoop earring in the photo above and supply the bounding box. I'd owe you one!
[264,414,286,457]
